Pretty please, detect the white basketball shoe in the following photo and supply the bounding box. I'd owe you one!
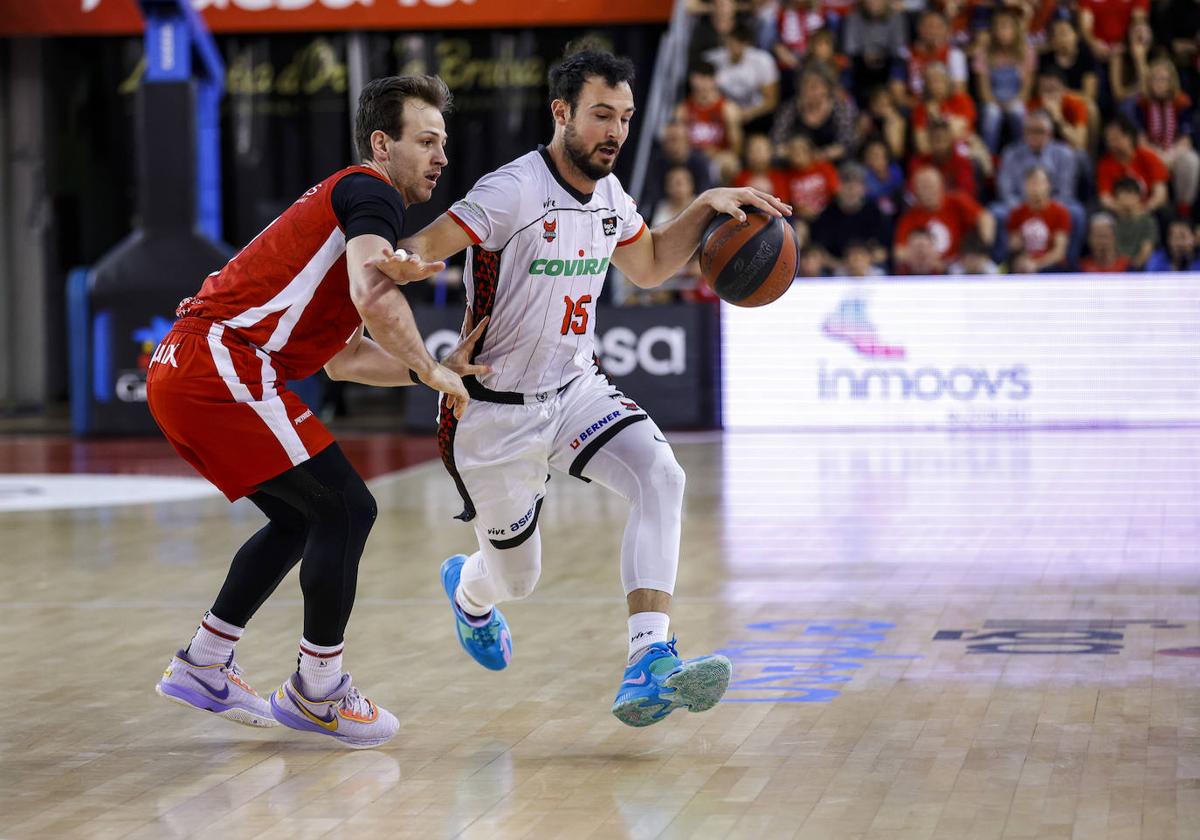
[269,673,399,749]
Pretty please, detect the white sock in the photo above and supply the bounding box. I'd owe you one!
[297,638,344,699]
[186,611,243,666]
[628,612,670,662]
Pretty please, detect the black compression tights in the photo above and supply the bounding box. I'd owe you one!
[209,443,377,646]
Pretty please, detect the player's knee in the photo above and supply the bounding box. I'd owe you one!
[266,504,308,541]
[647,452,686,507]
[342,480,378,541]
[485,538,541,600]
[502,568,540,600]
[304,480,376,543]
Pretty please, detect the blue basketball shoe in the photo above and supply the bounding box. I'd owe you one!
[440,554,512,670]
[611,638,732,727]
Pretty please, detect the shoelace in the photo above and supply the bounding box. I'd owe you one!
[468,616,499,645]
[221,658,257,695]
[339,685,374,718]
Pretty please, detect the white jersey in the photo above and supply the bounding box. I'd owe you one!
[447,146,646,395]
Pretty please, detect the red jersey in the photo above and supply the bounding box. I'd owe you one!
[179,165,387,381]
[822,0,852,19]
[1026,93,1089,129]
[908,149,978,198]
[1081,255,1132,272]
[1080,0,1148,46]
[894,191,983,260]
[1007,201,1071,261]
[1097,147,1169,199]
[734,169,791,199]
[908,44,955,94]
[786,161,840,215]
[777,6,825,55]
[913,92,978,131]
[684,97,730,151]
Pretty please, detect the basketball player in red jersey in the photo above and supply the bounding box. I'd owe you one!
[148,76,480,749]
[374,46,791,726]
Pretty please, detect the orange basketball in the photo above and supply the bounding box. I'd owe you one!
[699,208,799,307]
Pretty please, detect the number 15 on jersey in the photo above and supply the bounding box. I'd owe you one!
[560,295,592,336]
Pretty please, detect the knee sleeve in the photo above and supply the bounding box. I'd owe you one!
[457,459,549,607]
[461,527,543,606]
[579,424,684,595]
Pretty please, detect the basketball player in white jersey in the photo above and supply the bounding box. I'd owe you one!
[378,46,790,725]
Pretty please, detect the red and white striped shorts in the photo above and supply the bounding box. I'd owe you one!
[146,318,334,501]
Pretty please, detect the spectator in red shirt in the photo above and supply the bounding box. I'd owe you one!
[894,167,996,266]
[733,133,790,198]
[1097,116,1170,212]
[913,62,980,154]
[1137,57,1199,215]
[1007,167,1072,272]
[785,134,839,220]
[903,10,969,105]
[1080,211,1133,272]
[1027,67,1089,152]
[908,118,978,198]
[772,0,826,77]
[677,60,742,180]
[1079,0,1149,63]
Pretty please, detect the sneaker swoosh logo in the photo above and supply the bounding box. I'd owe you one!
[622,672,648,686]
[290,687,339,731]
[187,673,230,701]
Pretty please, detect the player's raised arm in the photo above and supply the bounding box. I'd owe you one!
[397,212,479,265]
[392,163,527,274]
[611,187,791,288]
[346,233,472,417]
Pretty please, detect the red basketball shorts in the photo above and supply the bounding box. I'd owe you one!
[146,318,334,501]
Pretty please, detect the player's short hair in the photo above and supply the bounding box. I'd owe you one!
[354,75,453,161]
[549,42,636,114]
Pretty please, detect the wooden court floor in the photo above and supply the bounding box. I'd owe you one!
[1,429,1197,839]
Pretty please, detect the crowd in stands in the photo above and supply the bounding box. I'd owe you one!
[641,0,1200,289]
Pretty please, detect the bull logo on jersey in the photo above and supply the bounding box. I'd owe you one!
[542,218,557,242]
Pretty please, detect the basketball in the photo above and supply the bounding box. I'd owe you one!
[699,208,799,307]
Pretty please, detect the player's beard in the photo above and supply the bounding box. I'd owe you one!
[563,121,619,181]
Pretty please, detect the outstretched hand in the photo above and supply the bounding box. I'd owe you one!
[364,247,446,286]
[442,311,491,380]
[703,187,793,223]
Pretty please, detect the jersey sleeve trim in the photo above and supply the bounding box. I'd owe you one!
[616,221,648,248]
[447,210,483,245]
